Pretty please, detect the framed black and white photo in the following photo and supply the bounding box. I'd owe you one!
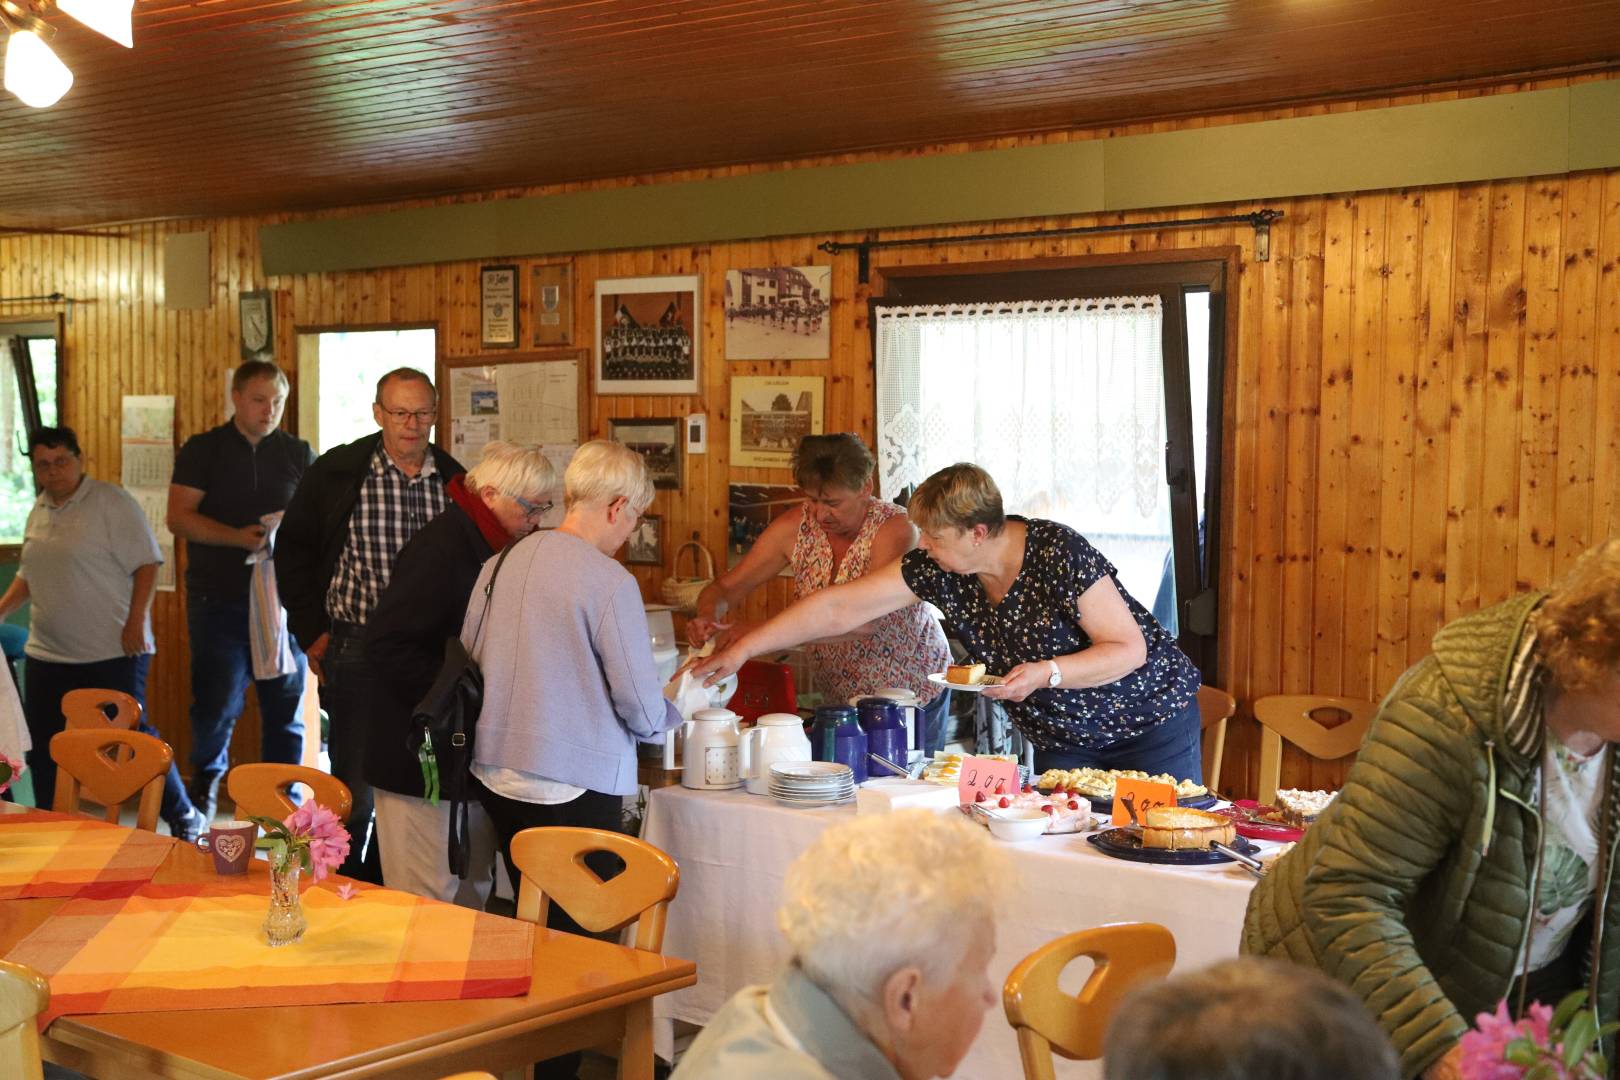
[480,264,519,348]
[626,513,663,565]
[594,275,700,394]
[729,375,823,468]
[723,266,831,360]
[608,416,681,490]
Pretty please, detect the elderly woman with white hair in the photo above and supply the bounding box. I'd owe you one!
[364,440,559,907]
[673,809,1007,1080]
[465,439,682,927]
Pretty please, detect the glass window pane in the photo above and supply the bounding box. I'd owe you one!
[1183,289,1210,532]
[27,338,58,427]
[315,329,436,453]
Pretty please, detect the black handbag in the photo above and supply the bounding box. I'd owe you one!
[406,540,516,878]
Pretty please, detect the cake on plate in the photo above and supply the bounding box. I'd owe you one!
[1274,788,1336,827]
[1140,806,1236,851]
[946,662,988,685]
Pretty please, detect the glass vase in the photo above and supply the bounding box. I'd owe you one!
[263,858,307,947]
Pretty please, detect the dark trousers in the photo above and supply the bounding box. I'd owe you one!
[23,654,195,827]
[186,593,306,799]
[1033,695,1205,784]
[322,623,381,883]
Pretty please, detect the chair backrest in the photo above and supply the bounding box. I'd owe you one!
[0,960,48,1080]
[437,1073,497,1080]
[1195,685,1236,793]
[1252,694,1377,805]
[226,763,353,823]
[731,659,796,725]
[50,728,173,832]
[1003,922,1176,1079]
[509,827,679,953]
[61,688,142,731]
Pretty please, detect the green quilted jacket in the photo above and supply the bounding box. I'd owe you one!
[1242,593,1620,1079]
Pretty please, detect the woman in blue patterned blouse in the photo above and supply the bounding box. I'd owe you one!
[693,462,1205,780]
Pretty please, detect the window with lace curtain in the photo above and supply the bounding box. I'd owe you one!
[872,261,1223,675]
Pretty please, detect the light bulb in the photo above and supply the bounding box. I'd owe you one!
[4,30,74,108]
[56,0,134,48]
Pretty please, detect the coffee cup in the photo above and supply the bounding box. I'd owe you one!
[197,820,257,875]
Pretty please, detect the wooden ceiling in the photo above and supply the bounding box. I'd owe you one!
[2,0,1619,229]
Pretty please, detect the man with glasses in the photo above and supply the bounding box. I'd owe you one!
[168,361,315,830]
[276,368,463,882]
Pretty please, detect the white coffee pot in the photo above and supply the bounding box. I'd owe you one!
[678,707,742,790]
[739,712,813,795]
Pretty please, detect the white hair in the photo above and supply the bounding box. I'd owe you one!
[777,810,1006,1016]
[465,441,556,501]
[564,439,654,513]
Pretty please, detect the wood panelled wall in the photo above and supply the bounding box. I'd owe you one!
[2,74,1617,797]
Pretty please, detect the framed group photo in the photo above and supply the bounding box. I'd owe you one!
[723,266,831,360]
[626,513,663,565]
[729,375,824,468]
[608,416,682,490]
[595,275,701,394]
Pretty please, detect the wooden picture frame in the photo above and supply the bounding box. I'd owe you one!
[239,290,274,362]
[480,264,519,348]
[531,263,574,346]
[594,274,700,394]
[608,416,681,491]
[625,513,663,565]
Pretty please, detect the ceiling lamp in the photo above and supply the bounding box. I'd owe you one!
[3,27,71,108]
[1,0,133,109]
[56,0,132,48]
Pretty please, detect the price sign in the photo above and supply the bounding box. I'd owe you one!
[957,755,1021,806]
[1111,777,1178,825]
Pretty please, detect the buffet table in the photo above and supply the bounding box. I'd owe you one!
[642,784,1268,1080]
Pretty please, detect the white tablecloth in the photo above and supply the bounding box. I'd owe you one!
[642,784,1267,1079]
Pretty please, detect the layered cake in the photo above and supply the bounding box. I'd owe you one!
[1140,806,1236,851]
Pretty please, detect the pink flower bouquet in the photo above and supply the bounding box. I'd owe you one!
[1459,992,1618,1080]
[0,750,23,796]
[249,802,351,882]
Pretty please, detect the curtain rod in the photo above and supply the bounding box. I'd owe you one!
[819,209,1283,283]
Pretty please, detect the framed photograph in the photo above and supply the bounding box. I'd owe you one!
[480,264,519,348]
[531,263,573,346]
[728,484,804,571]
[239,290,274,363]
[724,266,831,360]
[730,375,824,468]
[595,275,700,394]
[625,514,663,566]
[608,416,681,491]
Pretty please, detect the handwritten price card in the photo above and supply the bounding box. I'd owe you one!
[957,755,1021,806]
[1111,777,1178,825]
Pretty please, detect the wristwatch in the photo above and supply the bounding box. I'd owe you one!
[1046,659,1062,688]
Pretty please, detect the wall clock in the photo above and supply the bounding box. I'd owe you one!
[239,290,274,362]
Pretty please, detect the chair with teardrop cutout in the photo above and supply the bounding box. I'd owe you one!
[49,728,173,832]
[226,763,352,823]
[1252,694,1377,805]
[1196,685,1237,793]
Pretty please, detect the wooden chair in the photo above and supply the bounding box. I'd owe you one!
[1252,694,1377,805]
[437,1074,497,1080]
[509,827,680,954]
[1003,923,1176,1079]
[0,960,48,1080]
[1196,685,1236,793]
[61,687,142,732]
[49,728,173,832]
[226,763,353,822]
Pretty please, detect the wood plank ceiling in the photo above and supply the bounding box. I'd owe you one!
[2,0,1618,229]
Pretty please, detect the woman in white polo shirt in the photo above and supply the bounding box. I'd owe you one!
[0,427,203,838]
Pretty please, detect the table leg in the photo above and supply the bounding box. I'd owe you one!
[617,998,654,1080]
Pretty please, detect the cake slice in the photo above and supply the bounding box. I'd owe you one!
[946,662,987,685]
[1140,806,1236,851]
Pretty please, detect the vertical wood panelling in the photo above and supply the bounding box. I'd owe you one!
[3,77,1617,797]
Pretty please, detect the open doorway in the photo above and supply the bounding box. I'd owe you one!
[294,328,436,453]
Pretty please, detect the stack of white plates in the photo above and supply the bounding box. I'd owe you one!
[768,761,855,807]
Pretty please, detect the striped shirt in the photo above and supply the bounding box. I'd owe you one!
[324,445,450,628]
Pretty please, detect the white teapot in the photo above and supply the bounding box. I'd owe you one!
[739,712,812,796]
[678,707,742,790]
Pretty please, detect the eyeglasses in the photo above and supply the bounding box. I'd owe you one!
[378,407,436,424]
[30,455,78,472]
[512,494,553,518]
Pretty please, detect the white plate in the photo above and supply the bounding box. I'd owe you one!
[927,671,1004,693]
[770,762,854,780]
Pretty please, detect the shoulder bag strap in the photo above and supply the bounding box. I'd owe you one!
[467,533,525,659]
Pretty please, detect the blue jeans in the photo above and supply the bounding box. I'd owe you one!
[23,653,196,827]
[1032,696,1205,784]
[921,688,952,753]
[186,593,306,800]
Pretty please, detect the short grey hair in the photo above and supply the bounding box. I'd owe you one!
[777,810,1006,1019]
[564,439,654,513]
[375,367,435,401]
[465,441,556,501]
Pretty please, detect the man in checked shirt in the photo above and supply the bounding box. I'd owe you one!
[276,368,464,882]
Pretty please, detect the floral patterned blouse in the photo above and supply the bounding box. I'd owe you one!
[792,500,950,705]
[899,516,1198,750]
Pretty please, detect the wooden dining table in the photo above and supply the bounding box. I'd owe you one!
[0,802,696,1079]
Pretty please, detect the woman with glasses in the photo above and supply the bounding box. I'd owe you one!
[688,433,952,748]
[362,441,557,907]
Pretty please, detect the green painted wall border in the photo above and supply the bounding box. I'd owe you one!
[261,83,1620,276]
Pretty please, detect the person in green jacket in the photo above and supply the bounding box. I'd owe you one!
[1243,538,1620,1080]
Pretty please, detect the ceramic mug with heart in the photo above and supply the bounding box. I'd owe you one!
[198,820,258,875]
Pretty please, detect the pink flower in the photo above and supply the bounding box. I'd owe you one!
[1460,1001,1527,1080]
[282,802,351,883]
[335,883,359,901]
[0,750,22,796]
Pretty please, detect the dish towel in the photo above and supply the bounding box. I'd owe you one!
[246,511,298,679]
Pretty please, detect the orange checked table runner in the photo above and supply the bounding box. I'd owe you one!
[0,809,175,899]
[7,879,535,1027]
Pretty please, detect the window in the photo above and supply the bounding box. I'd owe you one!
[0,321,62,546]
[294,328,436,454]
[873,259,1226,676]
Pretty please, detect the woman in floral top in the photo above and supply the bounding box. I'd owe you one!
[694,462,1204,779]
[688,435,953,747]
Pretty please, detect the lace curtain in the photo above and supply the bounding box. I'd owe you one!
[874,296,1171,602]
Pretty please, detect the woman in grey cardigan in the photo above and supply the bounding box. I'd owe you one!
[464,439,682,932]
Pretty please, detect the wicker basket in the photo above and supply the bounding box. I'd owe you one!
[661,540,716,613]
